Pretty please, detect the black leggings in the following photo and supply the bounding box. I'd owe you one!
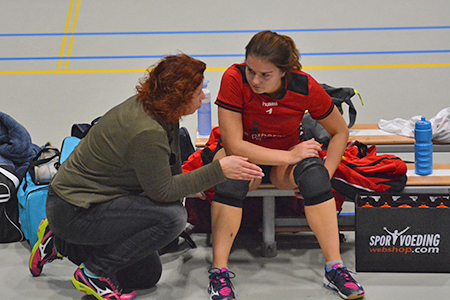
[46,188,187,288]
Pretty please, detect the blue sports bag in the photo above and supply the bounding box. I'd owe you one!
[18,137,80,246]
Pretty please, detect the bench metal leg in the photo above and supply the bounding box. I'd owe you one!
[261,195,278,257]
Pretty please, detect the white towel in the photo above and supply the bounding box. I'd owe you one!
[378,107,450,143]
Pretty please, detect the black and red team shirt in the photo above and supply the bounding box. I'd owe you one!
[215,63,334,150]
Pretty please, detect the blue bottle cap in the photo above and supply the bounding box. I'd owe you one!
[203,80,209,88]
[415,116,431,130]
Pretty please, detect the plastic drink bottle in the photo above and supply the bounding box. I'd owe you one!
[414,116,433,175]
[197,80,211,137]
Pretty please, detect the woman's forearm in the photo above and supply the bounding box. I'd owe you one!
[323,130,348,178]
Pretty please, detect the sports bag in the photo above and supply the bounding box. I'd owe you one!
[0,165,24,243]
[60,136,81,163]
[17,136,82,246]
[71,116,101,139]
[17,145,60,246]
[322,141,408,201]
[179,127,196,163]
[301,83,363,149]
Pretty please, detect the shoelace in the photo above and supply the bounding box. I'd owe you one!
[81,267,124,295]
[44,254,62,265]
[107,277,125,294]
[209,269,236,296]
[335,267,354,280]
[334,267,360,290]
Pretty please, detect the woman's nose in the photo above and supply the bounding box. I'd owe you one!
[252,75,261,86]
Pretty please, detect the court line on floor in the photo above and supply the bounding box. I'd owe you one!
[2,25,450,37]
[2,49,449,61]
[64,0,81,69]
[1,63,450,75]
[57,0,75,69]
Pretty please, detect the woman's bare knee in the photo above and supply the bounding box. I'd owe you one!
[270,165,296,190]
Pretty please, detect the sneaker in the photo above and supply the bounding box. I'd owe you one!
[72,264,136,300]
[207,268,236,300]
[29,218,63,277]
[323,264,365,299]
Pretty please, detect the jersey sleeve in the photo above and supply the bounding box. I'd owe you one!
[307,76,334,120]
[215,65,244,113]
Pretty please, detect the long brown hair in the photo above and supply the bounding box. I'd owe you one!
[136,54,206,123]
[245,30,302,73]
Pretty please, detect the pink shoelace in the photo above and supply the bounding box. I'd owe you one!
[332,264,360,290]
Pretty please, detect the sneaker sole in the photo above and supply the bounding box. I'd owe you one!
[72,275,114,300]
[323,277,365,300]
[72,274,136,300]
[29,218,49,277]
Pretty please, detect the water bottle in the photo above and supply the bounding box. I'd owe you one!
[197,80,211,137]
[414,116,433,175]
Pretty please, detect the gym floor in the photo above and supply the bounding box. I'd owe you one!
[2,205,450,300]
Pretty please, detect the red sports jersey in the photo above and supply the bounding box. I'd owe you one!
[216,63,334,150]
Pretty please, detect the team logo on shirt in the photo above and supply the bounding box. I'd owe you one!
[262,101,278,107]
[247,122,284,141]
[262,101,277,114]
[250,122,260,134]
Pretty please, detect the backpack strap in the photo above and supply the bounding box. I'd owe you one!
[27,146,60,185]
[320,84,364,128]
[0,166,20,189]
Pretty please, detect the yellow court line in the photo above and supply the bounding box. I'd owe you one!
[65,0,81,69]
[57,0,75,69]
[1,63,450,75]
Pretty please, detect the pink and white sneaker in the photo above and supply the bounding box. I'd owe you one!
[72,264,136,300]
[323,263,365,299]
[207,268,236,300]
[29,218,63,277]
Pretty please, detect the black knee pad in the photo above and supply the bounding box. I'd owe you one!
[213,178,250,208]
[293,157,334,206]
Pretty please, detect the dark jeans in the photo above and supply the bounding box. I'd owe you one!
[46,188,187,288]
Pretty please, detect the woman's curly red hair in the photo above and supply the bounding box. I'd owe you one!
[136,54,206,123]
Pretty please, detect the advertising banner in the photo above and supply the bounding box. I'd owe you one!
[356,193,450,273]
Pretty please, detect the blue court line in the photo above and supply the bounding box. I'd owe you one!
[1,50,449,61]
[1,25,449,37]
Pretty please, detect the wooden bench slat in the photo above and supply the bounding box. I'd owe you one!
[348,134,415,145]
[349,124,449,145]
[406,163,450,186]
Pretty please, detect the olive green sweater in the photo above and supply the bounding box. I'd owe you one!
[51,96,226,208]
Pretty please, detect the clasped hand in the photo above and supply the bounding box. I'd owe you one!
[288,139,322,165]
